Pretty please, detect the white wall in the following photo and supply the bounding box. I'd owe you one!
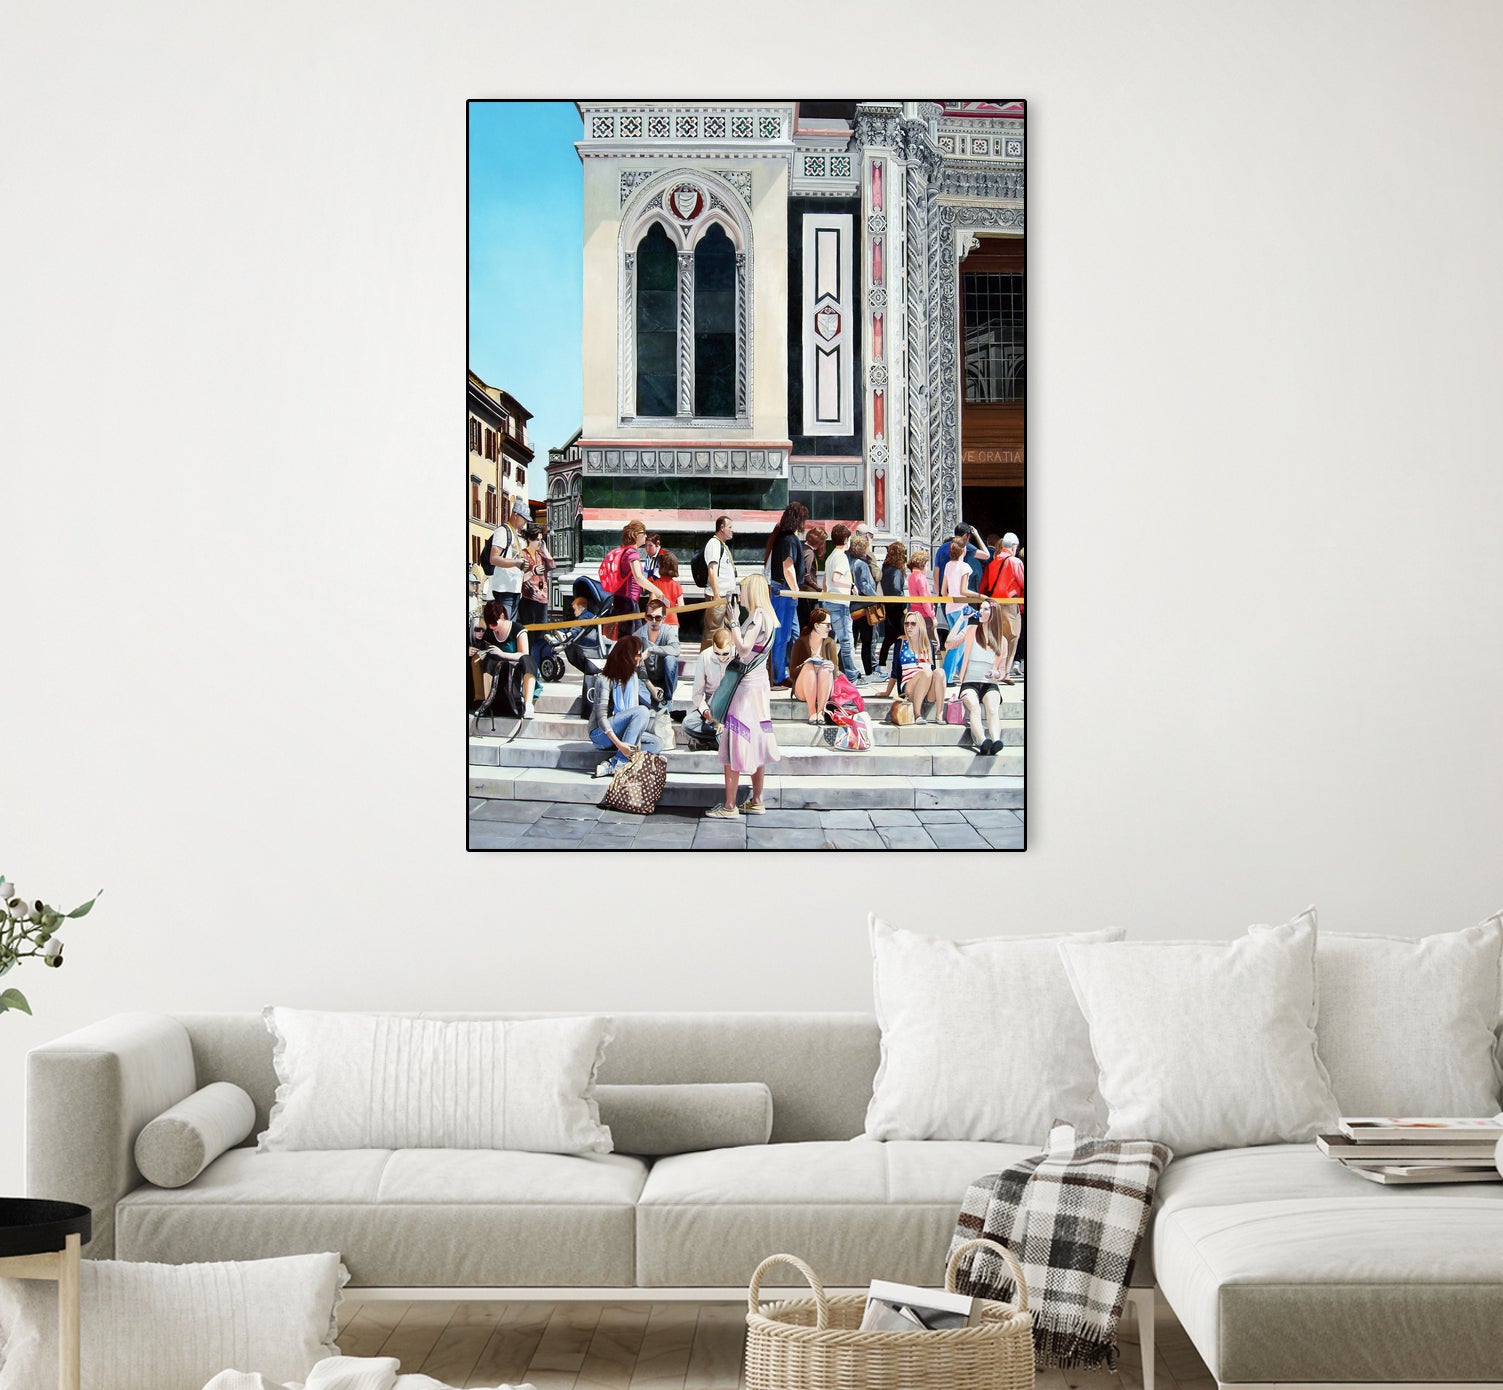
[3,0,1502,1195]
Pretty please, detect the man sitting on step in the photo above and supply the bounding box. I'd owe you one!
[638,599,681,710]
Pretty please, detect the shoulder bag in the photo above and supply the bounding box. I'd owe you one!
[708,643,770,725]
[600,747,669,815]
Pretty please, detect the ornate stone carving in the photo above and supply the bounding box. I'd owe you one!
[735,252,748,419]
[853,105,903,149]
[620,252,636,418]
[869,362,887,388]
[867,210,886,237]
[867,286,887,314]
[904,155,935,544]
[941,165,1025,200]
[582,446,787,478]
[619,169,655,204]
[713,169,752,207]
[677,251,694,417]
[958,230,980,260]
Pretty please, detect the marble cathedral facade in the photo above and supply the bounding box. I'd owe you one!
[548,100,1024,562]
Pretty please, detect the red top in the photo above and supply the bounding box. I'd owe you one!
[658,576,683,625]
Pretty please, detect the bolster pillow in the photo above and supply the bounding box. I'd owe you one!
[134,1082,257,1187]
[596,1082,773,1155]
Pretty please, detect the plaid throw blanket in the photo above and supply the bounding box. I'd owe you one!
[949,1123,1172,1371]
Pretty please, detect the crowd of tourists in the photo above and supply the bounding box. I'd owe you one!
[469,501,1024,817]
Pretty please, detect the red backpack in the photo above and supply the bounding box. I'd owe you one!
[597,546,629,595]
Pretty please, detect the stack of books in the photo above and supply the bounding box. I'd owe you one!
[859,1279,981,1332]
[1318,1116,1503,1184]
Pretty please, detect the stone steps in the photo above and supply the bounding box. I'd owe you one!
[469,766,1025,811]
[477,663,1026,814]
[470,738,1023,777]
[471,713,1024,748]
[528,685,1025,721]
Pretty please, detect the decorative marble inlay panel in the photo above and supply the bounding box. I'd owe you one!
[831,155,852,178]
[620,115,643,139]
[731,115,754,139]
[758,116,781,139]
[676,114,698,139]
[582,446,789,478]
[704,115,726,139]
[648,115,670,140]
[791,462,864,490]
[592,116,615,139]
[803,154,827,178]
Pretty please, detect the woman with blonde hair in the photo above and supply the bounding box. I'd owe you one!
[906,548,938,655]
[945,599,1009,755]
[877,608,946,723]
[707,571,780,818]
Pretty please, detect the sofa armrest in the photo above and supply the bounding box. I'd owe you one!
[27,1012,196,1257]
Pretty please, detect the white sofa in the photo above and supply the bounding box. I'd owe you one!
[26,1010,1503,1390]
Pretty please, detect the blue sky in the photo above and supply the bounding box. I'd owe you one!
[469,102,583,500]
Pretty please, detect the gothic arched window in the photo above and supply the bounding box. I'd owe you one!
[693,224,736,418]
[635,223,678,418]
[622,179,751,424]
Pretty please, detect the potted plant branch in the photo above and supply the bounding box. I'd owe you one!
[0,874,100,1017]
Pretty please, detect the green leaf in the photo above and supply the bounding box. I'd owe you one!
[0,988,32,1016]
[66,895,99,919]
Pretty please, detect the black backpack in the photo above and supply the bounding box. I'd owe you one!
[690,537,722,589]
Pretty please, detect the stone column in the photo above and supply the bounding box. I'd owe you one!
[677,250,694,418]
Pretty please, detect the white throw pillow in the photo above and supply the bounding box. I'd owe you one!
[864,915,1125,1143]
[135,1081,258,1187]
[260,1009,613,1153]
[0,1252,344,1390]
[1257,914,1503,1116]
[1058,909,1339,1155]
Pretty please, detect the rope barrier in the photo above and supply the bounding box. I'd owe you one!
[512,591,1018,634]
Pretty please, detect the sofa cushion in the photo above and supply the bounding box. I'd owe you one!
[1154,1197,1503,1383]
[1304,919,1503,1115]
[114,1148,647,1287]
[1060,912,1338,1155]
[864,917,1122,1143]
[260,1010,614,1154]
[635,1140,1154,1289]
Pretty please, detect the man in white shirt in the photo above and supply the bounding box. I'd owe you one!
[822,523,861,682]
[701,515,739,649]
[485,505,527,617]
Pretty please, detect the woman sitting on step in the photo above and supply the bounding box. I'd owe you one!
[945,600,1009,756]
[787,607,839,725]
[585,635,666,778]
[876,611,946,723]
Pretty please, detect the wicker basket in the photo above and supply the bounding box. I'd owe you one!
[744,1238,1034,1390]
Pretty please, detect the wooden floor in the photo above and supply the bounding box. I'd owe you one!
[335,1298,1215,1390]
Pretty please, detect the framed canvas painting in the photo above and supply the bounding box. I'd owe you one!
[468,100,1025,851]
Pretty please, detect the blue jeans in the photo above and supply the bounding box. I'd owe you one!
[770,586,799,682]
[645,653,679,708]
[826,604,860,681]
[589,704,662,768]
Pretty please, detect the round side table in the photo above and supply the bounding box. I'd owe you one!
[0,1198,91,1390]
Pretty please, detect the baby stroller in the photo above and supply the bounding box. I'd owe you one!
[535,575,610,684]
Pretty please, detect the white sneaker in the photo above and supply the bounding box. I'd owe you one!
[593,760,615,779]
[522,703,536,720]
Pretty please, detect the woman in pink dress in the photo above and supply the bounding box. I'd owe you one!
[707,573,781,819]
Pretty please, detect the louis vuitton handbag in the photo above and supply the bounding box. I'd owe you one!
[600,746,669,815]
